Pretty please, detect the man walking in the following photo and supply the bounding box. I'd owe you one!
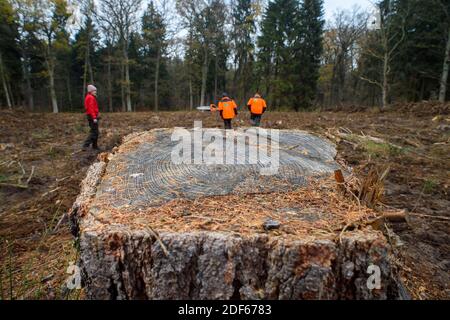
[217,93,238,130]
[247,93,267,127]
[83,85,100,151]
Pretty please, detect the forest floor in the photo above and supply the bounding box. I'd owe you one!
[0,104,449,300]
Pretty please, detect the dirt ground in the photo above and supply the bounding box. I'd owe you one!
[0,104,449,300]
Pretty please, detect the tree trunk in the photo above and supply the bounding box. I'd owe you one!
[123,42,132,112]
[21,54,34,111]
[88,60,94,84]
[0,52,12,109]
[382,51,389,109]
[189,75,193,111]
[200,48,208,107]
[214,48,218,103]
[439,26,450,103]
[121,60,125,112]
[82,42,89,101]
[154,49,161,112]
[7,76,15,107]
[67,76,73,111]
[125,59,132,112]
[107,48,113,112]
[47,57,59,113]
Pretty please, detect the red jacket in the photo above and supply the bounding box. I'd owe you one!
[85,93,99,119]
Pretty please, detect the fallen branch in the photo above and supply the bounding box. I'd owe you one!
[333,128,403,150]
[0,182,29,189]
[53,212,68,233]
[146,226,170,257]
[26,166,35,185]
[42,186,61,198]
[409,213,450,221]
[337,211,408,235]
[0,162,36,189]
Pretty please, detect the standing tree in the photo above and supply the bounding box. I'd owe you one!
[293,0,325,109]
[177,0,227,107]
[360,0,410,108]
[33,0,71,113]
[0,0,19,109]
[9,0,38,110]
[142,1,167,111]
[77,0,96,101]
[96,0,142,112]
[438,0,450,102]
[327,7,368,106]
[231,0,259,104]
[257,0,301,109]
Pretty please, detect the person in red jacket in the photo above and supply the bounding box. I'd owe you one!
[83,85,100,150]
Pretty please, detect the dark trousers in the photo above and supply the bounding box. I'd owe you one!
[250,114,262,127]
[83,116,99,149]
[223,119,232,130]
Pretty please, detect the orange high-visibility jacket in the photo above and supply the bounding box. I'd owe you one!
[247,97,267,115]
[218,97,237,120]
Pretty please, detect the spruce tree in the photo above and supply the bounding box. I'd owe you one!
[257,0,301,109]
[231,0,257,104]
[142,1,167,111]
[293,0,325,110]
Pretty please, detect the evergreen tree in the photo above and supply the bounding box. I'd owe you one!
[142,1,168,111]
[0,0,22,109]
[231,0,258,104]
[293,0,324,109]
[72,15,99,110]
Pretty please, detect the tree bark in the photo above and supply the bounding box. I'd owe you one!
[439,26,450,103]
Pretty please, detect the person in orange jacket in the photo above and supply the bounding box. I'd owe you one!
[216,93,238,130]
[247,93,267,127]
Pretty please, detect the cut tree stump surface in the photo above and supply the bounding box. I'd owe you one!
[70,128,402,300]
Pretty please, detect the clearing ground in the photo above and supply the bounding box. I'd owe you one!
[0,104,449,299]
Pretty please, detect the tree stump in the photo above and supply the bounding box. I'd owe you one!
[70,128,402,300]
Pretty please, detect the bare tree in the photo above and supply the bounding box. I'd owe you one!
[95,9,116,112]
[328,6,369,105]
[79,0,95,101]
[176,0,227,107]
[96,0,142,112]
[360,0,409,108]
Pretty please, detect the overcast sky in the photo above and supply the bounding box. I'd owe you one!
[324,0,375,20]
